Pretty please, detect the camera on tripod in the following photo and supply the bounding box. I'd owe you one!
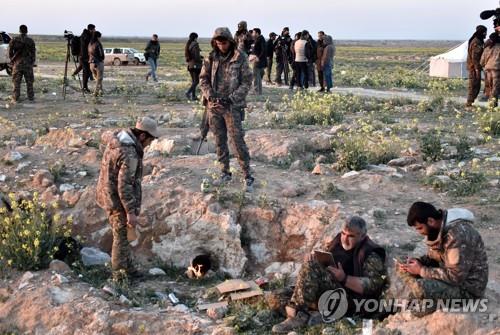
[64,30,74,40]
[480,8,500,27]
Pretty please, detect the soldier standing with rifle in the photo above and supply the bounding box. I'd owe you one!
[199,27,255,192]
[9,25,36,103]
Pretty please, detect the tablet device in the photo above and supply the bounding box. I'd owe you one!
[313,250,336,267]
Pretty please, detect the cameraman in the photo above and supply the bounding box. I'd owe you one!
[80,24,95,93]
[274,27,292,85]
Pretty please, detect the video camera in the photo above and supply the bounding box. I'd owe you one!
[480,7,500,27]
[63,30,74,40]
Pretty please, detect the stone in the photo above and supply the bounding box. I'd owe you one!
[15,161,31,172]
[288,160,303,171]
[211,327,237,335]
[366,164,397,173]
[425,161,448,177]
[49,260,71,273]
[0,175,6,182]
[388,156,417,167]
[207,305,228,320]
[148,267,167,276]
[341,171,359,178]
[59,183,76,192]
[32,169,55,188]
[54,274,69,284]
[3,151,24,163]
[265,262,302,281]
[119,294,132,306]
[281,185,306,198]
[310,133,333,151]
[406,164,424,172]
[80,247,111,266]
[312,164,322,175]
[315,155,327,164]
[62,190,81,207]
[147,138,176,155]
[171,304,189,312]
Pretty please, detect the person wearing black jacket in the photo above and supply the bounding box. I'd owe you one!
[274,27,292,85]
[306,32,317,87]
[251,28,267,95]
[145,34,161,82]
[88,31,104,97]
[266,32,277,83]
[185,32,203,100]
[80,24,95,93]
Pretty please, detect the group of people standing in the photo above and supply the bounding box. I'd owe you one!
[467,21,500,106]
[183,22,337,100]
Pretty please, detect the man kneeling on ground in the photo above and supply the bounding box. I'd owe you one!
[272,216,387,333]
[397,201,488,316]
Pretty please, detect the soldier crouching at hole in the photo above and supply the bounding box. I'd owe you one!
[272,216,387,333]
[397,202,488,316]
[96,117,159,282]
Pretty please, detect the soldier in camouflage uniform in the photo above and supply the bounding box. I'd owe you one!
[8,25,36,103]
[199,27,255,191]
[481,31,500,106]
[272,217,387,333]
[397,202,488,316]
[96,117,159,279]
[466,25,487,107]
[234,21,252,55]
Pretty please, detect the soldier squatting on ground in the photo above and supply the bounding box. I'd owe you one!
[272,216,388,333]
[397,202,489,316]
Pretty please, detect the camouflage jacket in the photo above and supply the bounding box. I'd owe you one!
[9,34,36,66]
[199,48,252,109]
[234,31,252,55]
[96,129,144,215]
[418,209,488,298]
[480,42,500,71]
[327,234,388,298]
[467,37,484,71]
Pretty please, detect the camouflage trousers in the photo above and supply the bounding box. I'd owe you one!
[108,210,134,276]
[489,70,500,105]
[290,260,341,310]
[12,65,34,101]
[398,271,474,316]
[467,69,481,104]
[90,62,104,96]
[209,107,251,177]
[484,70,492,99]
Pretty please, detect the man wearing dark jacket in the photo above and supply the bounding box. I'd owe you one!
[316,31,326,92]
[273,216,387,333]
[466,25,487,107]
[274,27,292,85]
[185,32,203,100]
[251,28,267,95]
[266,32,277,84]
[145,34,161,82]
[80,24,95,93]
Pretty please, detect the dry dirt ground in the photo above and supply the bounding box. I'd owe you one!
[0,62,499,335]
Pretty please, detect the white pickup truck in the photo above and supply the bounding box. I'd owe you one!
[0,32,12,75]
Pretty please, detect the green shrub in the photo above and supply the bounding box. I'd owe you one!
[420,131,443,162]
[335,136,369,171]
[0,193,73,270]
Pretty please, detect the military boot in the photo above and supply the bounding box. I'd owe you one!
[212,172,232,187]
[272,306,309,333]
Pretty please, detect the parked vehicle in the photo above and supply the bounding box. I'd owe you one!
[123,48,146,65]
[0,32,12,75]
[104,47,135,66]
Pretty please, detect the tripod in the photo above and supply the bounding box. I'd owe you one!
[62,37,84,100]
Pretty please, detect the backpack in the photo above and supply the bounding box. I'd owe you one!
[70,35,81,56]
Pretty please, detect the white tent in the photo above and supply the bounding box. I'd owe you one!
[429,41,468,79]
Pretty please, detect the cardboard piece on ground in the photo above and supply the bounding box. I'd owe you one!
[216,279,250,294]
[230,290,263,301]
[197,301,229,311]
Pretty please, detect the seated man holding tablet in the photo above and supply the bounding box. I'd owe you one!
[273,216,388,333]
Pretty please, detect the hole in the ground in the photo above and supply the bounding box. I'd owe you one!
[186,254,211,279]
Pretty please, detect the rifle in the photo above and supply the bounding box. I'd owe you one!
[196,97,231,155]
[196,101,210,155]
